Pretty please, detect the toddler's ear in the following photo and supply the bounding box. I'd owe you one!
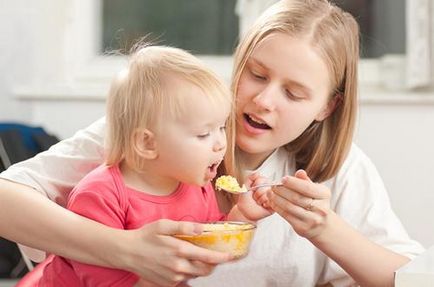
[133,128,158,159]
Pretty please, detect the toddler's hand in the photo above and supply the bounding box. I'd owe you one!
[237,173,274,221]
[248,173,273,209]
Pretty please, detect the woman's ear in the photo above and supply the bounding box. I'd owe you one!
[133,128,158,159]
[315,93,343,121]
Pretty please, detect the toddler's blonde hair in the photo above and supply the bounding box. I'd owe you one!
[105,45,234,171]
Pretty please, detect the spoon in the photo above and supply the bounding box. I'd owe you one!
[217,182,283,194]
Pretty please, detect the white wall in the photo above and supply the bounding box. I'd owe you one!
[0,0,80,123]
[0,1,34,122]
[356,100,434,248]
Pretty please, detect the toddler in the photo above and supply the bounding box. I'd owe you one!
[38,45,270,287]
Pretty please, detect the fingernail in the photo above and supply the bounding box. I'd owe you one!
[193,224,202,235]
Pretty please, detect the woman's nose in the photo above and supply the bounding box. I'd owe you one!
[252,84,278,111]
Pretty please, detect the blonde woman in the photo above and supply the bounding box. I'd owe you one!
[0,1,423,286]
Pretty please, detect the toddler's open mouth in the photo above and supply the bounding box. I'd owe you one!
[208,160,221,173]
[207,159,222,179]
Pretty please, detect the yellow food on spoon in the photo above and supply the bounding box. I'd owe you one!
[215,175,247,194]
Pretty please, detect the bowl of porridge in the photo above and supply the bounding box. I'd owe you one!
[175,221,256,258]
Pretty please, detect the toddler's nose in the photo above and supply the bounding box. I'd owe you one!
[213,133,226,152]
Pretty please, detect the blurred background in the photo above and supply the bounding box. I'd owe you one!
[1,0,434,283]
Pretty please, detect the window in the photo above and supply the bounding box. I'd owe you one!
[336,0,406,58]
[101,0,406,59]
[102,0,239,55]
[41,0,423,96]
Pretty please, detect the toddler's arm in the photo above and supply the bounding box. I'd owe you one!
[227,173,273,222]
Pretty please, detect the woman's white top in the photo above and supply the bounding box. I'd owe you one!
[0,117,424,286]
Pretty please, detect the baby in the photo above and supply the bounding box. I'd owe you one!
[37,45,271,286]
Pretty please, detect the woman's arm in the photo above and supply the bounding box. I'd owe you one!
[0,179,113,263]
[0,179,232,286]
[310,211,409,287]
[269,170,413,287]
[0,118,107,261]
[0,118,232,286]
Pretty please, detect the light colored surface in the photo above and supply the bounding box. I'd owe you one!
[355,102,434,248]
[395,245,434,286]
[0,280,18,287]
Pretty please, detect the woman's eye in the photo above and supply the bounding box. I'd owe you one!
[250,70,266,80]
[285,89,301,101]
[220,125,226,131]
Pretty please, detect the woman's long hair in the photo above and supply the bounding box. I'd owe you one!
[226,0,359,184]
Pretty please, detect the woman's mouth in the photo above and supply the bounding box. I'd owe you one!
[244,113,271,130]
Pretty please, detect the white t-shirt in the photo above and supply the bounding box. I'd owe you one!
[0,117,424,286]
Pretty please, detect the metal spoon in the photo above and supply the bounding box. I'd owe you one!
[217,182,283,194]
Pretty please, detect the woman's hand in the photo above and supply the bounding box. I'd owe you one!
[236,172,274,222]
[120,219,233,287]
[269,169,331,239]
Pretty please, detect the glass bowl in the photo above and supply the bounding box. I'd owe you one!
[175,221,256,258]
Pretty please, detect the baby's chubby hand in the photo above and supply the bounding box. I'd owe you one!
[236,172,274,221]
[248,173,273,210]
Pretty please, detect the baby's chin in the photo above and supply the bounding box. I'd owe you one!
[183,177,211,187]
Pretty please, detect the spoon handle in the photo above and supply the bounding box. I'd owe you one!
[249,182,283,191]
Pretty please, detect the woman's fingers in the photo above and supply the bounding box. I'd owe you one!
[152,219,202,236]
[270,191,313,219]
[294,169,311,181]
[272,186,304,208]
[150,219,232,263]
[274,176,329,201]
[189,260,215,276]
[150,220,233,264]
[171,238,233,264]
[266,170,332,239]
[129,219,232,286]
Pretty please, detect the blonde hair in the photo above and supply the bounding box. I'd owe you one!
[105,45,235,171]
[230,0,359,182]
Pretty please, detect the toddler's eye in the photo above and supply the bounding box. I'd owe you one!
[197,133,210,139]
